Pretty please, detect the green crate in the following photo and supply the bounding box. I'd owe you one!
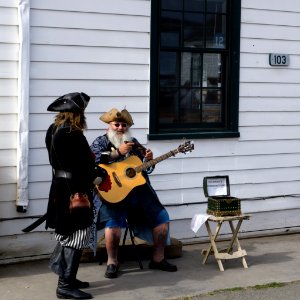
[207,196,241,217]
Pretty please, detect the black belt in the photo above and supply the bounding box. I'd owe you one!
[55,170,72,179]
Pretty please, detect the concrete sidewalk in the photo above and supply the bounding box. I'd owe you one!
[0,233,300,300]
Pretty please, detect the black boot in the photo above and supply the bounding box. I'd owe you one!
[74,279,89,289]
[56,277,92,299]
[68,249,90,289]
[50,246,92,299]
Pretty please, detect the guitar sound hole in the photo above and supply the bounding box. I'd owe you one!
[126,168,136,178]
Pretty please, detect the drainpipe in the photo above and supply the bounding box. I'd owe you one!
[16,0,30,212]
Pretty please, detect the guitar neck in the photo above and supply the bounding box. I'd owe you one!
[135,149,179,173]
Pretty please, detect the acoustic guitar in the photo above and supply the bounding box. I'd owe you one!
[97,141,194,204]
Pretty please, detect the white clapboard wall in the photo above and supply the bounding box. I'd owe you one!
[0,0,20,263]
[1,0,300,263]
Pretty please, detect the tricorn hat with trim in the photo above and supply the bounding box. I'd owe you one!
[100,108,134,126]
[47,92,90,112]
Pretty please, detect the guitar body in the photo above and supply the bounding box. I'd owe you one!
[98,155,146,204]
[96,141,194,204]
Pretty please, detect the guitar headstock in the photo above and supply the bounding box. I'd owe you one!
[177,140,194,154]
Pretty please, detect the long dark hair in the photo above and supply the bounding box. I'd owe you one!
[54,111,87,131]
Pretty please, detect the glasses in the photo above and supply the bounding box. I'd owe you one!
[112,122,127,128]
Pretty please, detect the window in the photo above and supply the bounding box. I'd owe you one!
[149,0,241,140]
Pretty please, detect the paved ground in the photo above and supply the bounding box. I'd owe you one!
[174,281,300,300]
[0,233,299,300]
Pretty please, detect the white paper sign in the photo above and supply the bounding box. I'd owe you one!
[207,177,228,196]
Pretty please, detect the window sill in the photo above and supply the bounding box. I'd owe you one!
[148,131,240,140]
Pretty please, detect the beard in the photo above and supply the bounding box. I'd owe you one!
[107,128,132,149]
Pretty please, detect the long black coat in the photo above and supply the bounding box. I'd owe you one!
[45,123,97,235]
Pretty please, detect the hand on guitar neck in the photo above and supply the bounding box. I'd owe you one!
[144,148,153,161]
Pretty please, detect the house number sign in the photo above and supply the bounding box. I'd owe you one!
[269,53,289,66]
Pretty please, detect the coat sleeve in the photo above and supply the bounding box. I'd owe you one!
[90,135,110,164]
[52,127,97,192]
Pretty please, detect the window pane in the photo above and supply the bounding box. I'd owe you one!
[207,0,227,13]
[184,0,205,12]
[161,11,182,47]
[203,53,222,88]
[184,12,205,47]
[206,14,226,48]
[159,88,179,124]
[162,0,183,10]
[181,52,202,87]
[202,89,222,123]
[180,88,202,123]
[160,52,179,87]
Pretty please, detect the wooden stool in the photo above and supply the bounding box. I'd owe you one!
[202,214,251,271]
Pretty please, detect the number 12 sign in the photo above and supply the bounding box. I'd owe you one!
[269,53,289,66]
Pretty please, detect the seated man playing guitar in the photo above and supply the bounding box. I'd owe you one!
[90,108,177,279]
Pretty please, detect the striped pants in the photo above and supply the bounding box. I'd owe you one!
[55,227,91,250]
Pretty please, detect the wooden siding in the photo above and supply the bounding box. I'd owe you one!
[235,0,300,237]
[1,0,300,262]
[0,0,19,254]
[0,0,154,263]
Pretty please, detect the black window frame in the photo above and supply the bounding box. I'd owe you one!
[149,0,241,140]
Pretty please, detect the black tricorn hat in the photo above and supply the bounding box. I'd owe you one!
[47,92,90,112]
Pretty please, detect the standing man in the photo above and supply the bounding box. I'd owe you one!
[90,108,177,279]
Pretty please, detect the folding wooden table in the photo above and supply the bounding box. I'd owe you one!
[202,214,251,271]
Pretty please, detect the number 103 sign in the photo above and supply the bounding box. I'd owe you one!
[269,53,289,66]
